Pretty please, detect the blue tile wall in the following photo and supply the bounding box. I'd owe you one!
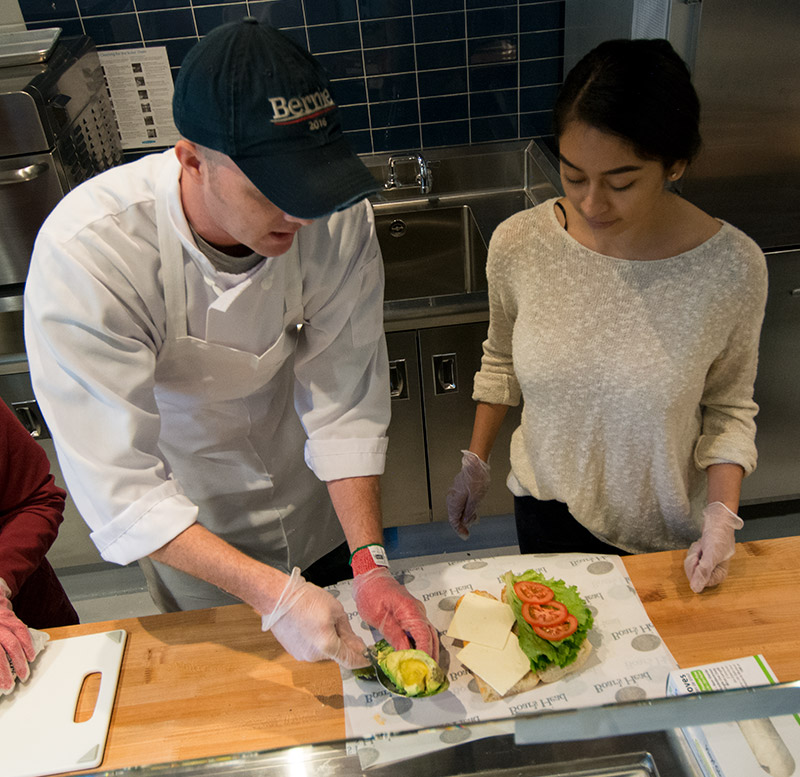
[20,0,564,154]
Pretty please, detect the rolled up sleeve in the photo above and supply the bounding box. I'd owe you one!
[693,247,767,476]
[88,481,197,566]
[294,201,391,481]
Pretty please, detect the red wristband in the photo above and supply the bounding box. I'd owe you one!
[350,544,390,576]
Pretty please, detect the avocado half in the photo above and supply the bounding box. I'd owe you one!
[375,639,448,697]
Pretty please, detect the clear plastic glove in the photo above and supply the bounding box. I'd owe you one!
[446,449,491,540]
[0,578,35,693]
[684,502,744,593]
[261,568,368,669]
[352,567,440,661]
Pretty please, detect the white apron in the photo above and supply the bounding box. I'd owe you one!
[138,173,342,612]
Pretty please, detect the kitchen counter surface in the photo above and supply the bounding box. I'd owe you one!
[42,535,800,774]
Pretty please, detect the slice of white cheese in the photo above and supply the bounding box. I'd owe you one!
[457,632,532,697]
[446,592,516,649]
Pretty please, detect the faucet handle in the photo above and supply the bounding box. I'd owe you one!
[416,154,433,195]
[384,153,433,194]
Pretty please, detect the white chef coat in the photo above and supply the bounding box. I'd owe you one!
[24,149,389,596]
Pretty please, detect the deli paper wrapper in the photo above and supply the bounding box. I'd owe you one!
[332,552,678,767]
[1,628,50,696]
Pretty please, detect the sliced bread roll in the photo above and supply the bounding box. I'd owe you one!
[454,590,540,701]
[454,589,497,608]
[537,639,593,683]
[454,585,592,700]
[473,663,541,702]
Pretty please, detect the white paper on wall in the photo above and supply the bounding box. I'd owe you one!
[98,47,180,151]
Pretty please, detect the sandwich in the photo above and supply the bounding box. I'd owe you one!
[449,570,594,701]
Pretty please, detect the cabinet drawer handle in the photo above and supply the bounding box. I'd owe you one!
[0,162,48,185]
[12,400,49,439]
[433,353,457,394]
[389,359,408,399]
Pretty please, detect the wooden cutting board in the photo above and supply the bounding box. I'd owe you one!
[0,630,127,777]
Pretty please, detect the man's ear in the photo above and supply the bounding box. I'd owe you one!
[174,139,204,182]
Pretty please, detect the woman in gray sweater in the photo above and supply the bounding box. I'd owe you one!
[446,39,767,594]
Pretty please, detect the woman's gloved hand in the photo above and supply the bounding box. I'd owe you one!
[446,450,491,539]
[684,502,744,593]
[0,578,35,693]
[352,567,439,661]
[261,568,368,669]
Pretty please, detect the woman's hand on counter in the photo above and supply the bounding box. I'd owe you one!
[352,567,440,661]
[684,501,744,593]
[261,567,369,669]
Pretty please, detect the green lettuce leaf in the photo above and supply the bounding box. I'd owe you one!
[501,570,594,673]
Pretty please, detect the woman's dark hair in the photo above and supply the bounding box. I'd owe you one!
[553,38,702,167]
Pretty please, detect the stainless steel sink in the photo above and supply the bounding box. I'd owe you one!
[373,203,488,301]
[361,139,557,322]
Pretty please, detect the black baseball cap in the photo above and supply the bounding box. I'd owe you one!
[172,18,380,219]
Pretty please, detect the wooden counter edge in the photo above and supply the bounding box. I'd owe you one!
[623,535,800,682]
[42,535,799,775]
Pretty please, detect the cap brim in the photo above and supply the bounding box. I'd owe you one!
[234,138,381,220]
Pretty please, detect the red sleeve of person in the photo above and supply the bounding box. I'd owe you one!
[0,400,78,692]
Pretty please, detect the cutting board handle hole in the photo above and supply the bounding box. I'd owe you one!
[74,672,102,723]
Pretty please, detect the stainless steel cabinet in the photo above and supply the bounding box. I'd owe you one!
[383,322,521,527]
[382,331,429,525]
[740,248,800,504]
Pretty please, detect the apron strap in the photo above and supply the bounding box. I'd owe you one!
[155,166,190,340]
[282,239,303,317]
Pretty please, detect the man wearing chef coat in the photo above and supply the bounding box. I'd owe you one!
[23,19,438,668]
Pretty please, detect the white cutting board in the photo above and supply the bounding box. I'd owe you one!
[0,629,127,777]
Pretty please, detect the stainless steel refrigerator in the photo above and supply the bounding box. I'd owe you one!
[564,0,800,505]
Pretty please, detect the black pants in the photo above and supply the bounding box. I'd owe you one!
[14,558,80,628]
[301,541,354,588]
[514,495,628,556]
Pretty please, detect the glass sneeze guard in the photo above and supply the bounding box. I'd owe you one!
[80,680,800,777]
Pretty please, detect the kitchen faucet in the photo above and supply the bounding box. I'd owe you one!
[384,153,433,194]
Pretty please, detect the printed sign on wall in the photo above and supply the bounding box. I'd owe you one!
[99,47,180,151]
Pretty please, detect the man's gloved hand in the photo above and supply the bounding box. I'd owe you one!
[446,450,491,540]
[684,502,744,593]
[0,578,35,693]
[351,558,439,661]
[261,568,368,669]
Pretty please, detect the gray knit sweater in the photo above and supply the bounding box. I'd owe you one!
[474,199,767,553]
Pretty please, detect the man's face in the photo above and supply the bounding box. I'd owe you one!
[197,152,312,257]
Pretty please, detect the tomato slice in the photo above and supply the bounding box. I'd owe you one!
[522,601,568,627]
[533,614,578,641]
[513,581,554,604]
